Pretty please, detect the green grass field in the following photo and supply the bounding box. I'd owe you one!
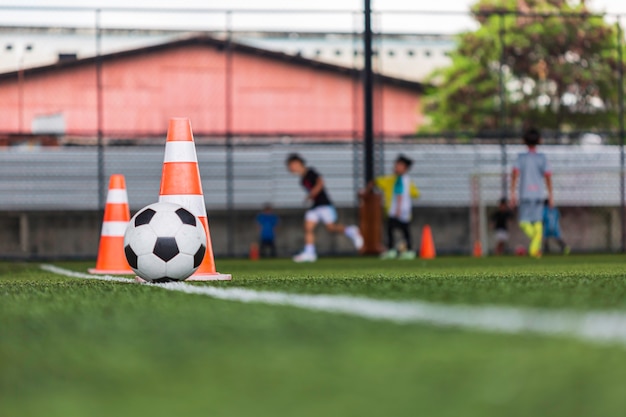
[3,256,626,417]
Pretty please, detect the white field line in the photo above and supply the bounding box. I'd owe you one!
[41,264,626,346]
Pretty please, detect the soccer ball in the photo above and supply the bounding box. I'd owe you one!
[124,202,207,282]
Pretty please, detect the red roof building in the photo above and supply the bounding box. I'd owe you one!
[0,36,424,139]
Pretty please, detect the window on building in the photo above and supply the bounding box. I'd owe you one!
[57,53,78,63]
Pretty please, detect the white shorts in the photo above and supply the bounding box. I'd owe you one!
[495,229,509,243]
[305,205,337,225]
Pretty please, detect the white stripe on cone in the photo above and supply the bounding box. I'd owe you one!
[163,141,198,163]
[159,194,207,218]
[106,189,129,204]
[101,221,129,237]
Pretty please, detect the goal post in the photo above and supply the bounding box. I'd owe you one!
[470,169,624,256]
[470,173,498,257]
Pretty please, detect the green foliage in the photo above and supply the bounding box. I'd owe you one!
[424,0,623,133]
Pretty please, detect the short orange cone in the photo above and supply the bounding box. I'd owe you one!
[419,224,436,260]
[158,118,231,281]
[89,174,133,274]
[473,240,483,258]
[249,243,260,261]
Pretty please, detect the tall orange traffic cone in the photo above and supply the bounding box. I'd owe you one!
[158,118,231,281]
[419,224,436,260]
[89,174,133,274]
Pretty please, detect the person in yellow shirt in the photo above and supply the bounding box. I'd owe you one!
[371,154,420,260]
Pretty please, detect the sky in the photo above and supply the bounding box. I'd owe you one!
[0,0,625,33]
[1,0,625,12]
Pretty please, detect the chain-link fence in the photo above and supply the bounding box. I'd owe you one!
[0,6,624,258]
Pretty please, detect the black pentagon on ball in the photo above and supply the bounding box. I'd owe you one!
[193,244,206,268]
[124,245,138,269]
[135,208,156,227]
[175,207,196,226]
[153,237,179,262]
[152,277,176,283]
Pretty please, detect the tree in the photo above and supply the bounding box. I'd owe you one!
[424,0,622,134]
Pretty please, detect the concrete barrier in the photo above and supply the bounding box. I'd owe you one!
[0,206,620,259]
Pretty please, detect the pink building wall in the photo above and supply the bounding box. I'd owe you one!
[0,44,422,138]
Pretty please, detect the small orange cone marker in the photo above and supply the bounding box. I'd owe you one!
[249,243,260,261]
[89,174,133,274]
[473,240,483,258]
[419,224,436,260]
[158,118,231,281]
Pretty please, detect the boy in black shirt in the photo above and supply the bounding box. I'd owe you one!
[286,153,363,262]
[491,198,512,255]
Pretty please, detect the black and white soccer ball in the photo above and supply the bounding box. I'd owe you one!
[124,202,207,282]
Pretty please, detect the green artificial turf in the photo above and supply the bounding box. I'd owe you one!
[2,256,626,417]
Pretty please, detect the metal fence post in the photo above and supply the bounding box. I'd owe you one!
[95,9,105,212]
[373,10,384,180]
[225,10,235,257]
[351,11,362,204]
[363,0,374,184]
[618,20,625,252]
[498,12,508,199]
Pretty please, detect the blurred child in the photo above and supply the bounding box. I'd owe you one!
[510,128,553,258]
[256,204,279,258]
[371,154,420,260]
[285,153,363,262]
[543,199,570,254]
[491,198,513,255]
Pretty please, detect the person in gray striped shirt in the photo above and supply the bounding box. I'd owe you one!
[510,128,554,258]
